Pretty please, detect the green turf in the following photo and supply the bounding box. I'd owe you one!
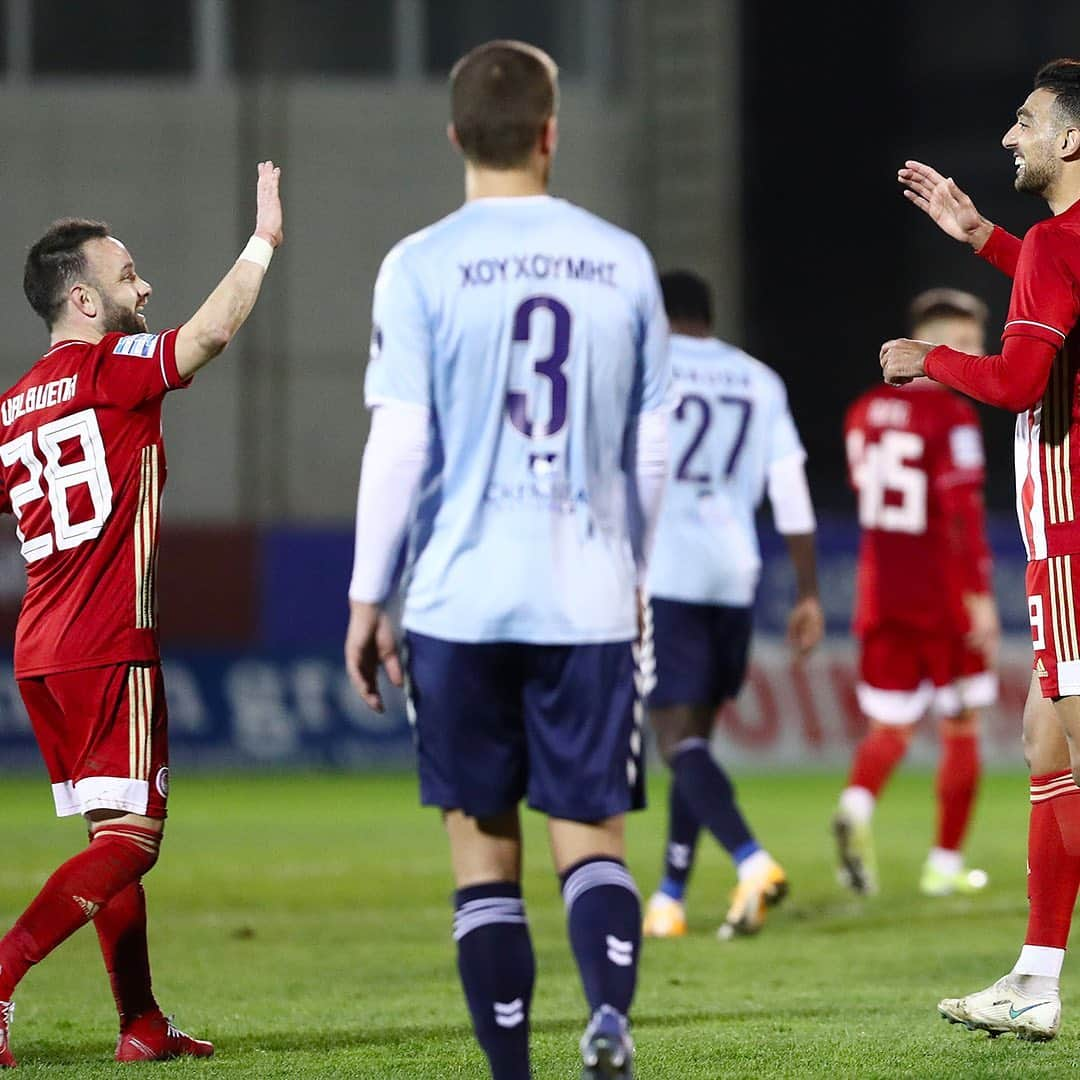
[2,767,1079,1077]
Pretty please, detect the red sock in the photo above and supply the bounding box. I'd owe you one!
[1026,772,1080,949]
[0,825,160,1001]
[935,732,980,851]
[94,881,158,1025]
[848,727,909,797]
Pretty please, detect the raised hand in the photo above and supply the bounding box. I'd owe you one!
[254,160,284,249]
[897,161,992,249]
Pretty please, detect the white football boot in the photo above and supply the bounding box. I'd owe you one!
[938,975,1060,1041]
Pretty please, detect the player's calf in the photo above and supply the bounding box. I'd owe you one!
[453,882,535,1080]
[0,823,161,1005]
[561,857,641,1018]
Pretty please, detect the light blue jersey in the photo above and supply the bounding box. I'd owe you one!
[366,195,669,644]
[647,335,805,607]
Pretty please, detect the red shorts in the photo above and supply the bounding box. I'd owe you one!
[1026,556,1080,699]
[857,624,997,724]
[18,662,169,819]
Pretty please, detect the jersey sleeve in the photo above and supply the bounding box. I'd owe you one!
[364,245,433,409]
[767,378,806,465]
[92,328,190,409]
[632,244,670,415]
[1002,223,1080,348]
[976,225,1022,279]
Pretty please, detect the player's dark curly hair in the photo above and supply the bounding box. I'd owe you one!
[660,270,713,328]
[450,40,558,169]
[24,218,111,329]
[1034,58,1080,126]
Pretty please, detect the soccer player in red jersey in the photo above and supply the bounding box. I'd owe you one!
[884,58,1080,1041]
[834,290,998,899]
[0,161,282,1067]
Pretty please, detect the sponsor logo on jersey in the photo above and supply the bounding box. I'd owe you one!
[113,333,160,358]
[1,375,78,425]
[949,424,985,469]
[155,766,170,798]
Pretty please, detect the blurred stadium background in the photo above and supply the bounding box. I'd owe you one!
[0,0,1077,774]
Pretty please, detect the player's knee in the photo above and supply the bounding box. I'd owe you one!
[941,710,979,738]
[870,720,915,746]
[652,706,711,765]
[655,727,683,765]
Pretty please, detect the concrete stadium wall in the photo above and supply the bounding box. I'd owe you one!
[0,81,638,522]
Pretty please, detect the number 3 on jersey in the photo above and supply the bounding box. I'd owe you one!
[846,428,927,534]
[506,296,571,438]
[0,408,113,562]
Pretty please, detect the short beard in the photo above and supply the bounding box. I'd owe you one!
[1015,157,1056,196]
[99,294,145,335]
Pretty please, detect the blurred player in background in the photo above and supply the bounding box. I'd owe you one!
[0,163,282,1066]
[345,41,668,1080]
[640,270,823,942]
[885,57,1080,1041]
[834,290,999,899]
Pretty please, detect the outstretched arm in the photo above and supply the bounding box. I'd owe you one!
[898,160,1021,276]
[174,161,284,379]
[880,336,1057,412]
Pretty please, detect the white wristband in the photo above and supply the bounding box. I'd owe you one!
[238,235,274,271]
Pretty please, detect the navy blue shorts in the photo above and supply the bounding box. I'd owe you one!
[404,631,645,822]
[648,598,752,709]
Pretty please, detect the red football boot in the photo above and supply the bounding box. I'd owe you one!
[0,1001,16,1068]
[115,1011,213,1063]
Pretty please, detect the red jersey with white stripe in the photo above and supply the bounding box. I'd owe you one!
[1006,201,1080,560]
[0,329,188,676]
[845,382,992,635]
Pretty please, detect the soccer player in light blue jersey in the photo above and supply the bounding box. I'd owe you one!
[641,271,824,942]
[344,41,670,1080]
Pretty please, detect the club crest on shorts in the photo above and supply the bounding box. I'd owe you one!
[155,766,170,798]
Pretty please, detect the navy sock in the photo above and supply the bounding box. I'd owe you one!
[660,781,702,900]
[671,738,757,865]
[560,857,641,1016]
[453,882,534,1080]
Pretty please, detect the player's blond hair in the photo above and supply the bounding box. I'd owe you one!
[908,288,988,335]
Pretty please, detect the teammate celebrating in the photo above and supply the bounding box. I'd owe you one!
[345,42,668,1080]
[884,58,1080,1041]
[834,290,999,898]
[641,270,823,942]
[0,162,282,1066]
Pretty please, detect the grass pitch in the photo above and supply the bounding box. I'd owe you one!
[1,767,1078,1077]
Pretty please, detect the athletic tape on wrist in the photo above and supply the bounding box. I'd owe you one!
[238,235,274,271]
